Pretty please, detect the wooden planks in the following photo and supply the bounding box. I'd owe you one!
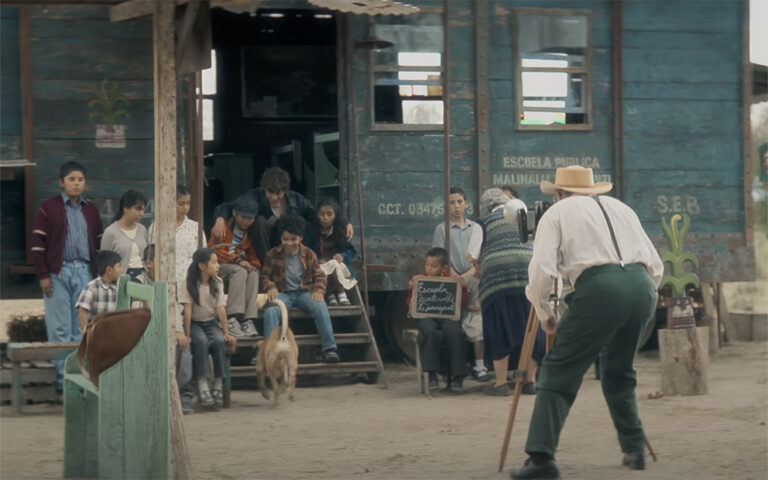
[27,5,154,223]
[7,342,79,362]
[229,362,380,378]
[620,0,749,282]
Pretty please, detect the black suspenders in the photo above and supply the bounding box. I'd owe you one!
[591,195,625,268]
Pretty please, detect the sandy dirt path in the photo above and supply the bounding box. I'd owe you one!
[2,341,766,480]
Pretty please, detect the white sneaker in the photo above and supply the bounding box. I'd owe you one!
[227,317,246,337]
[241,319,259,337]
[336,291,351,306]
[326,294,339,306]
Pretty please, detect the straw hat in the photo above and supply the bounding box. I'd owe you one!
[539,165,612,195]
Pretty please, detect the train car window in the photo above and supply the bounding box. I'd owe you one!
[370,12,444,130]
[514,9,593,131]
[199,49,217,141]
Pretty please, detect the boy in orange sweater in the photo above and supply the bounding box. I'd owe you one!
[208,195,261,337]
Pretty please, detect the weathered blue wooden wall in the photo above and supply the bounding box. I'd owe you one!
[620,0,752,280]
[351,0,751,287]
[1,6,21,160]
[350,0,469,291]
[28,6,154,227]
[489,0,614,202]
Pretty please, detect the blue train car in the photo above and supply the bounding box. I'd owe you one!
[1,1,759,334]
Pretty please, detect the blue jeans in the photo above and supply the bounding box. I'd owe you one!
[190,320,226,379]
[263,291,336,351]
[43,261,92,390]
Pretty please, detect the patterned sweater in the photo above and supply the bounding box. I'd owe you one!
[261,244,326,294]
[477,209,533,307]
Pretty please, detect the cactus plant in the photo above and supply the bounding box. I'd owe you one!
[88,80,130,124]
[659,213,700,297]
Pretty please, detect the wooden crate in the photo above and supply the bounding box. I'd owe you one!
[0,360,57,406]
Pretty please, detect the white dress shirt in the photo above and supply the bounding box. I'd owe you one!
[526,195,664,321]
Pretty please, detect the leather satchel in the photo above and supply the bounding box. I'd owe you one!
[76,308,151,387]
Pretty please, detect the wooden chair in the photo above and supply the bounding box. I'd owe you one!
[62,275,170,479]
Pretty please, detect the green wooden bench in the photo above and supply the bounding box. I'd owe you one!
[63,275,170,479]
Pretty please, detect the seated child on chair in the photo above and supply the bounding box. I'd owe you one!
[306,198,357,306]
[407,247,469,393]
[76,250,123,332]
[261,216,340,363]
[178,248,236,409]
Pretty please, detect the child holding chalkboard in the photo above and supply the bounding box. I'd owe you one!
[407,247,469,393]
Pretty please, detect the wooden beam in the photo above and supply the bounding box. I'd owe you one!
[175,1,200,67]
[19,8,35,266]
[110,0,156,22]
[152,2,192,478]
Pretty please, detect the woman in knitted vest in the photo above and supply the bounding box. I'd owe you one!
[468,188,545,396]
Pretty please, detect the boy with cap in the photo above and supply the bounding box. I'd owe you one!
[208,195,261,337]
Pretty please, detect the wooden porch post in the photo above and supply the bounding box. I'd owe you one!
[153,2,192,478]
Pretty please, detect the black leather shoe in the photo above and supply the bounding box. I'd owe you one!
[510,458,560,479]
[449,376,464,394]
[622,450,645,470]
[427,372,439,391]
[521,382,536,395]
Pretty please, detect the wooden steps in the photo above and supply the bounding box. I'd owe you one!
[235,332,372,347]
[230,361,381,377]
[226,285,387,389]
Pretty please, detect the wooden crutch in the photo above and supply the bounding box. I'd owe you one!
[498,306,539,472]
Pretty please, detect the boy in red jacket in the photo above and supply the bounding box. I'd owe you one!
[407,247,469,393]
[32,161,103,391]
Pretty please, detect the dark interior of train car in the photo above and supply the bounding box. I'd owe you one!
[203,8,341,231]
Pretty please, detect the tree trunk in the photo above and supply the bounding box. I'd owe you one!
[658,326,708,396]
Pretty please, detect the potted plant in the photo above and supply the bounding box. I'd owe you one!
[659,213,700,329]
[89,80,130,148]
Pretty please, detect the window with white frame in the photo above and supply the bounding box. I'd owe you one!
[515,10,592,130]
[371,12,444,129]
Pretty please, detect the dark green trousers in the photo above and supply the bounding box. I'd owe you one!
[525,264,657,458]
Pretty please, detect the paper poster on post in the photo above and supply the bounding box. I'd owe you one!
[409,276,461,321]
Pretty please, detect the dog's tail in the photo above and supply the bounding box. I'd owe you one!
[270,298,291,347]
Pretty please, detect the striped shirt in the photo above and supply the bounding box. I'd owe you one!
[61,192,91,263]
[76,277,117,318]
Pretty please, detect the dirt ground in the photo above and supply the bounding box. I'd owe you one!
[1,340,766,480]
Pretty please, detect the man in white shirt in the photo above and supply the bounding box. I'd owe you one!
[510,166,663,480]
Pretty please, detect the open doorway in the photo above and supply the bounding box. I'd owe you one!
[202,7,342,231]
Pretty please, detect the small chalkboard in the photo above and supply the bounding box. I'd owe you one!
[409,276,461,321]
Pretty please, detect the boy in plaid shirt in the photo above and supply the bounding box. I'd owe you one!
[76,250,123,332]
[261,216,340,363]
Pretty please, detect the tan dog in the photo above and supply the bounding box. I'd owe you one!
[254,296,298,406]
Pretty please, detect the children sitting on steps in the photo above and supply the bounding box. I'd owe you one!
[407,247,469,394]
[261,216,341,363]
[306,198,357,306]
[178,248,237,409]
